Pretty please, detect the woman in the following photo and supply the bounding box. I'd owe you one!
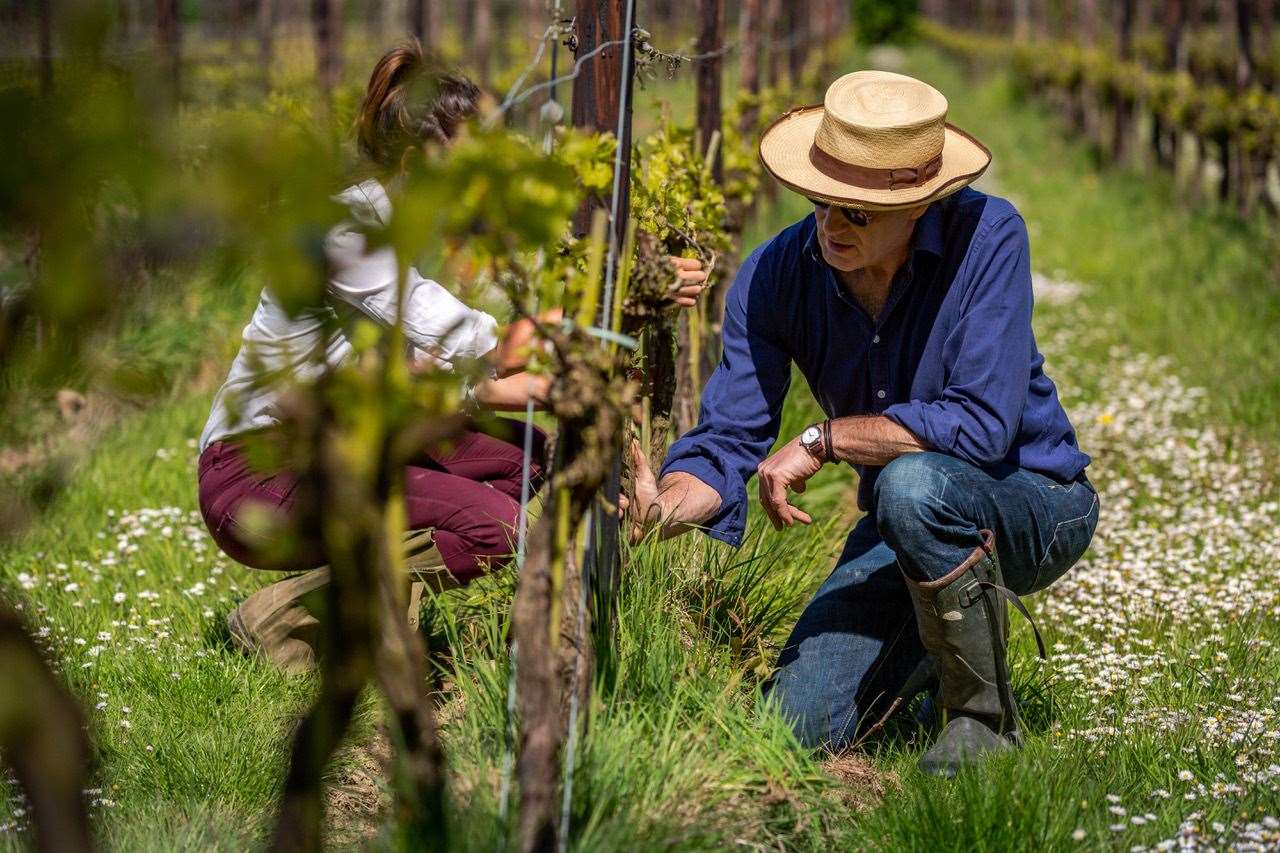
[198,40,706,668]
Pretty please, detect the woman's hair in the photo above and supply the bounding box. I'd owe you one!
[356,38,482,172]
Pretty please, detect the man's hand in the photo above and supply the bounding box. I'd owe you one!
[756,436,823,530]
[621,439,722,542]
[625,439,661,543]
[668,256,709,308]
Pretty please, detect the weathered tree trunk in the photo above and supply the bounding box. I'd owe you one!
[374,565,448,850]
[156,0,181,105]
[571,0,633,246]
[0,606,94,853]
[271,393,454,852]
[37,0,53,95]
[764,0,784,89]
[312,0,344,99]
[509,492,565,853]
[527,0,547,53]
[1235,0,1255,89]
[1112,0,1136,165]
[695,0,723,183]
[258,0,275,91]
[738,0,763,138]
[786,0,806,85]
[1157,0,1186,168]
[1079,0,1101,44]
[230,0,245,56]
[411,0,435,52]
[470,0,494,84]
[1233,0,1257,212]
[1013,0,1031,40]
[503,6,637,852]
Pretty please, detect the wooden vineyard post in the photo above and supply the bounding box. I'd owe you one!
[764,0,784,89]
[469,0,494,84]
[258,0,275,93]
[738,0,764,138]
[411,0,437,54]
[1112,0,1136,166]
[696,0,724,185]
[570,0,634,666]
[37,0,52,95]
[1157,0,1187,170]
[507,3,637,851]
[787,0,807,87]
[156,0,181,106]
[312,0,343,100]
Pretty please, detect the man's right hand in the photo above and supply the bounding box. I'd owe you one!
[627,439,661,543]
[623,439,722,543]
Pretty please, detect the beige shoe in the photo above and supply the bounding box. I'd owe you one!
[226,528,457,673]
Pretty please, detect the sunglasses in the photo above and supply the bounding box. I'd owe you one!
[806,197,872,227]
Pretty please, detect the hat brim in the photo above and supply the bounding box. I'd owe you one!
[758,104,992,211]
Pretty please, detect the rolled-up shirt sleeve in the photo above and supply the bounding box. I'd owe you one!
[883,214,1034,467]
[324,225,499,364]
[660,247,792,546]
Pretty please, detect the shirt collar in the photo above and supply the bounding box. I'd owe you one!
[803,199,946,265]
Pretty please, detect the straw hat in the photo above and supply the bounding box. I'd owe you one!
[759,70,991,211]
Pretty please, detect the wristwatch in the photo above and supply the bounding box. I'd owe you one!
[799,422,827,462]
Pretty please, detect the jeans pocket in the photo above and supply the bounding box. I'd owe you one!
[1030,490,1099,593]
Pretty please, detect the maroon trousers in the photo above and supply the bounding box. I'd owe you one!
[198,422,546,584]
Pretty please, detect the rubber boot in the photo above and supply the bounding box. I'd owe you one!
[226,528,455,672]
[903,529,1021,777]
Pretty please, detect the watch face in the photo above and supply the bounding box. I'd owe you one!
[801,426,821,446]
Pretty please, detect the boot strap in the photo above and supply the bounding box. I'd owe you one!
[969,580,1047,660]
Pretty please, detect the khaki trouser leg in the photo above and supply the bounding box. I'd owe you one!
[227,529,457,673]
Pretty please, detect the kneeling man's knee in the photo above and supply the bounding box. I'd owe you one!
[765,668,857,750]
[873,453,955,541]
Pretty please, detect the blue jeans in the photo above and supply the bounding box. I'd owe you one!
[765,451,1100,750]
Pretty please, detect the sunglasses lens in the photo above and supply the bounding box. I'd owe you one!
[809,198,871,226]
[837,207,869,226]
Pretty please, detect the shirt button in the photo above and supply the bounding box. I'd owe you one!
[877,389,886,399]
[872,335,881,344]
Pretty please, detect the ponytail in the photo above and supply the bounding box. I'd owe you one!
[356,38,481,172]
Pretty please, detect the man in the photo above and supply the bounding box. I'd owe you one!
[629,70,1099,776]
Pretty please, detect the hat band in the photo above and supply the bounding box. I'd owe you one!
[808,145,943,191]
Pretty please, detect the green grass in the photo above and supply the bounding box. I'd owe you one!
[4,44,1280,851]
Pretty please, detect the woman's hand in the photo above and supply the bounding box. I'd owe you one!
[491,307,564,377]
[471,371,551,411]
[668,256,708,308]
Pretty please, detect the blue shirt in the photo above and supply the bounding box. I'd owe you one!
[661,187,1090,547]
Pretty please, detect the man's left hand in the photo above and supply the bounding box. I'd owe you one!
[756,436,823,530]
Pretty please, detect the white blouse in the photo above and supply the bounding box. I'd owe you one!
[198,179,499,452]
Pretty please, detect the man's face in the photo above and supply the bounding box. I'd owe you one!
[813,202,927,273]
